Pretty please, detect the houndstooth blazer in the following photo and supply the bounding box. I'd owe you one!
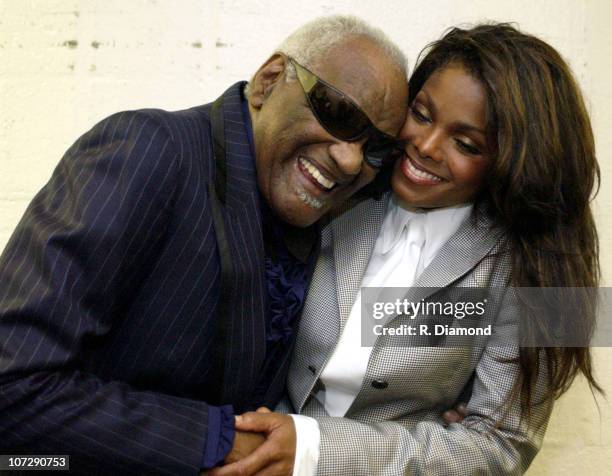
[285,193,552,475]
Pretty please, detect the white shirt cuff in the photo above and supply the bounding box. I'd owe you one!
[289,414,320,476]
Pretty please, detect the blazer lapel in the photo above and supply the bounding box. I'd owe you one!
[347,209,504,415]
[287,194,387,412]
[332,194,389,329]
[218,83,261,215]
[210,83,267,410]
[402,210,504,306]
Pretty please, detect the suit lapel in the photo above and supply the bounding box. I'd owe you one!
[287,195,387,412]
[210,83,267,410]
[332,194,389,329]
[408,209,503,302]
[218,83,261,215]
[347,209,504,415]
[331,196,502,331]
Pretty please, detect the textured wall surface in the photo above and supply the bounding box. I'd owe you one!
[1,1,611,473]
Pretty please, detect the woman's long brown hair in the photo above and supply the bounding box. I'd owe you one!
[408,23,602,415]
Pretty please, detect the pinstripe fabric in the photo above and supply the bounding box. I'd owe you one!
[288,194,552,475]
[0,83,287,475]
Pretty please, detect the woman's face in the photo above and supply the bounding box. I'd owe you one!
[392,63,491,208]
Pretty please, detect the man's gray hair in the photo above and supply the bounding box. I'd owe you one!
[245,15,408,96]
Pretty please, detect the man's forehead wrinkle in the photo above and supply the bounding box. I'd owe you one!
[381,70,409,131]
[309,37,405,135]
[346,64,405,134]
[341,62,385,108]
[323,49,390,111]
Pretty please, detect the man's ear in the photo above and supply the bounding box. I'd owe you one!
[248,54,287,109]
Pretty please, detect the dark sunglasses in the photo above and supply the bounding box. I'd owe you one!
[290,58,399,169]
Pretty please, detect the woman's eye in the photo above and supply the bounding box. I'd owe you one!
[455,139,481,156]
[410,106,430,123]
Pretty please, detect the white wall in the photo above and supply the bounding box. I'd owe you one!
[1,1,611,473]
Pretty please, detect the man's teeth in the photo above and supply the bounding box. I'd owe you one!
[407,158,442,182]
[299,158,336,190]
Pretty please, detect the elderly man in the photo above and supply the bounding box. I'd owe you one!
[0,15,408,475]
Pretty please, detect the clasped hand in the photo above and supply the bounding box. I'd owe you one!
[205,407,296,476]
[203,403,468,476]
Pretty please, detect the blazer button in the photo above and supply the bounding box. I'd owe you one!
[308,365,317,374]
[371,379,388,390]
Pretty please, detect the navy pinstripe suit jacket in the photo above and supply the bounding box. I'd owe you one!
[0,83,290,475]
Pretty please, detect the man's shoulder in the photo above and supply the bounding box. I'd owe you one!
[100,103,213,143]
[60,103,219,192]
[138,103,213,125]
[94,81,247,146]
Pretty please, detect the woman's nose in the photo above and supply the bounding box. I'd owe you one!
[414,128,443,162]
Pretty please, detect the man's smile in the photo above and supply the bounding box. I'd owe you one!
[297,156,338,192]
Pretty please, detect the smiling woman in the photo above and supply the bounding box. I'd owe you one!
[392,63,491,208]
[277,22,603,476]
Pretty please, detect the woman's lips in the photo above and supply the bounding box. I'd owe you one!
[400,155,445,185]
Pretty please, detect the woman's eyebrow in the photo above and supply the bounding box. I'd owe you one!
[415,89,486,136]
[454,122,486,135]
[421,89,486,136]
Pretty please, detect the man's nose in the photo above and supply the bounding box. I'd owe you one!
[328,140,367,178]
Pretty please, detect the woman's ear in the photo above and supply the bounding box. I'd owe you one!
[248,54,287,109]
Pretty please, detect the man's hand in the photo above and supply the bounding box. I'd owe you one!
[225,429,266,464]
[442,403,468,425]
[209,410,296,476]
[200,427,266,475]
